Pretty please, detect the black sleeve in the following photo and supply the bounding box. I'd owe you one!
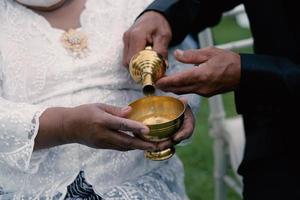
[235,54,300,113]
[144,0,241,45]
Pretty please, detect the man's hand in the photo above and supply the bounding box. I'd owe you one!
[156,47,241,97]
[122,11,172,66]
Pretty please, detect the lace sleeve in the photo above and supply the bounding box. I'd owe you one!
[0,52,48,173]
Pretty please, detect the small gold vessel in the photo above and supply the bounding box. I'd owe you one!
[128,96,185,161]
[128,46,184,161]
[129,46,167,96]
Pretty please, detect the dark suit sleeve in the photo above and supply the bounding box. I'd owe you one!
[235,54,300,113]
[144,0,241,45]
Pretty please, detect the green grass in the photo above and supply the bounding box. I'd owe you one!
[177,16,253,200]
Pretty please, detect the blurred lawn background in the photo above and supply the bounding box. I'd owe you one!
[176,15,253,200]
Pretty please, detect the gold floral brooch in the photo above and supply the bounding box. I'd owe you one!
[61,29,89,58]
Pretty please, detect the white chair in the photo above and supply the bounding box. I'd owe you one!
[198,5,253,200]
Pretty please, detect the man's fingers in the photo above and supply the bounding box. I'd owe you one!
[153,34,171,59]
[125,29,148,66]
[174,49,209,64]
[156,67,199,88]
[160,85,199,95]
[156,63,212,95]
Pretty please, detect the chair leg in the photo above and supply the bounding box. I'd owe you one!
[213,137,228,200]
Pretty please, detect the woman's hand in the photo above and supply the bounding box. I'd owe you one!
[35,103,157,151]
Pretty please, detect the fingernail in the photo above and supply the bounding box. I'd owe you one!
[175,49,184,58]
[122,106,131,112]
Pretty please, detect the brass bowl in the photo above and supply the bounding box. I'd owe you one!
[128,96,185,161]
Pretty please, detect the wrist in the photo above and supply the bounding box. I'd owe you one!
[60,107,80,144]
[35,107,69,149]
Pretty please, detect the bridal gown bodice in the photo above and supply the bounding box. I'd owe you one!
[0,0,200,199]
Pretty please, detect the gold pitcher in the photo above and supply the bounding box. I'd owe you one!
[129,46,167,96]
[128,46,185,161]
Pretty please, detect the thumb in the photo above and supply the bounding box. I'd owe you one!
[174,49,209,64]
[98,104,132,117]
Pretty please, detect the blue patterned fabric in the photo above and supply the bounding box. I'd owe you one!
[65,171,102,200]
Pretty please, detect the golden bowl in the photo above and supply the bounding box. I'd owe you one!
[128,96,185,161]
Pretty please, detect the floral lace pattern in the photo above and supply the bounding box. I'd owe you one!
[102,158,188,200]
[0,0,200,199]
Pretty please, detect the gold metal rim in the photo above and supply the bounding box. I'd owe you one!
[128,96,186,128]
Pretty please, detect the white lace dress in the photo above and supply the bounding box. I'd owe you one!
[0,0,200,199]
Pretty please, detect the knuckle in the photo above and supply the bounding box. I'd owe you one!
[200,54,209,61]
[124,139,134,148]
[118,119,128,130]
[94,103,104,110]
[92,114,106,127]
[185,52,195,60]
[160,31,172,41]
[206,46,216,51]
[110,106,120,114]
[123,29,137,41]
[205,46,217,56]
[200,73,209,82]
[130,28,143,37]
[199,70,213,82]
[123,31,129,41]
[118,121,125,130]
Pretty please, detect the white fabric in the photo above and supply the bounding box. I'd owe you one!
[223,116,245,182]
[15,0,62,8]
[0,0,200,199]
[234,5,250,28]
